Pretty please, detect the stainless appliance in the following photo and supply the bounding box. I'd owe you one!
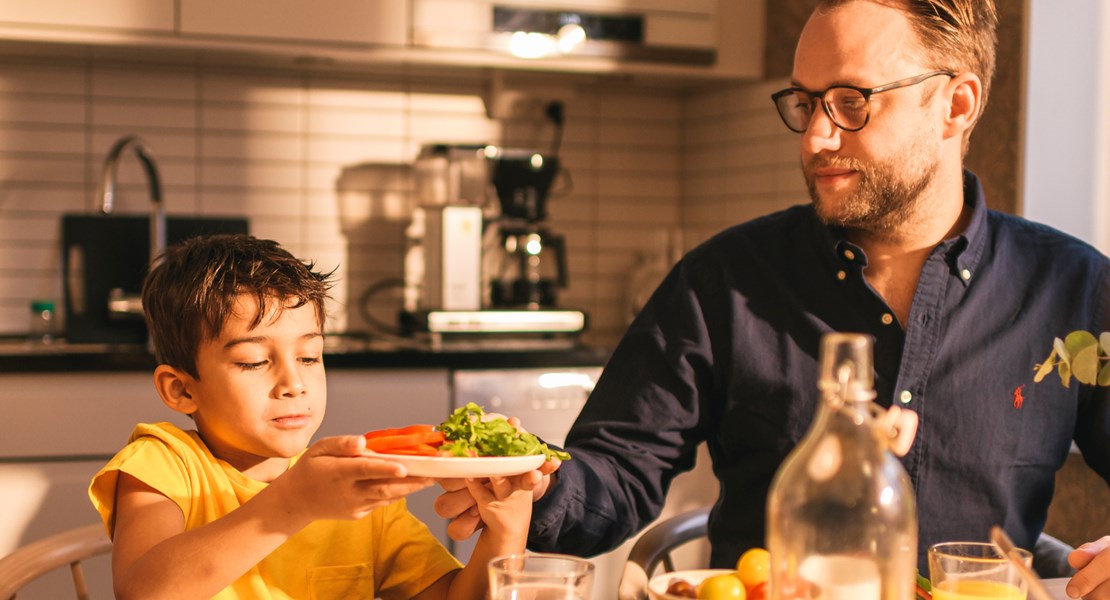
[404,204,484,312]
[450,366,717,598]
[400,143,585,342]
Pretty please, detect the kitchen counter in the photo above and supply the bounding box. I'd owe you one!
[0,334,611,372]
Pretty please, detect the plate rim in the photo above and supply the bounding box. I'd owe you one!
[366,451,547,477]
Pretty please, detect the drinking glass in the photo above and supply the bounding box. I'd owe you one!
[928,542,1032,600]
[488,553,594,600]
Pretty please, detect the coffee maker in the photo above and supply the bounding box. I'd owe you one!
[400,143,585,340]
[486,147,567,309]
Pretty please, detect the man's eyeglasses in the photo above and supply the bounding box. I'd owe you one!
[770,71,955,133]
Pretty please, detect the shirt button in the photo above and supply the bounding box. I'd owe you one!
[837,270,847,281]
[843,249,856,261]
[881,313,894,325]
[960,268,972,281]
[899,390,913,404]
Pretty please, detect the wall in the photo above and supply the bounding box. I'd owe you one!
[0,56,690,349]
[1022,0,1110,254]
[680,79,804,248]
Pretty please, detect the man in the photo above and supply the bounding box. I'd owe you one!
[437,1,1110,597]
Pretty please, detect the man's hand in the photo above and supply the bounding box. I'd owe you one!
[435,458,560,541]
[1067,536,1110,599]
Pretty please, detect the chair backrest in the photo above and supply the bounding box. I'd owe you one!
[618,507,710,600]
[0,524,112,600]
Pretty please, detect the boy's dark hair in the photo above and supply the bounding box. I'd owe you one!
[142,233,334,378]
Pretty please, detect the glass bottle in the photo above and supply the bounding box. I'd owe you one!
[766,333,916,600]
[29,299,56,345]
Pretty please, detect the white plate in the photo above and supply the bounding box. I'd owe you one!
[368,452,547,478]
[648,569,738,600]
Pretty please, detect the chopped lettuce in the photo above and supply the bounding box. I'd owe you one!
[437,402,571,461]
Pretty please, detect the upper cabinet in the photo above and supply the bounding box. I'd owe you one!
[179,0,408,46]
[0,0,173,34]
[0,0,764,82]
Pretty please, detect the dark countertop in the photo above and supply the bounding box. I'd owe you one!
[0,335,611,373]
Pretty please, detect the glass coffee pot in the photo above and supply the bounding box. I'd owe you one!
[484,148,569,309]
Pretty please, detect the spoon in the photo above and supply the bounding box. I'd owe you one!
[989,525,1055,600]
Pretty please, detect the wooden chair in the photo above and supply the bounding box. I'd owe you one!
[617,507,710,600]
[0,524,112,600]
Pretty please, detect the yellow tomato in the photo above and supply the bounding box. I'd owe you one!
[698,573,746,600]
[736,548,771,590]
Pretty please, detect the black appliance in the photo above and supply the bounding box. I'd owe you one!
[62,215,249,344]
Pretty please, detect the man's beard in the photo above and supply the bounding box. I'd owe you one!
[804,142,938,236]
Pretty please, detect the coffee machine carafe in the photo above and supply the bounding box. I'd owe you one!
[490,225,567,308]
[486,149,568,309]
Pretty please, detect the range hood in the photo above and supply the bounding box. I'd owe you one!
[412,0,720,65]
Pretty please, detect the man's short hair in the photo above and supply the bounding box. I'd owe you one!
[141,233,334,378]
[817,0,998,128]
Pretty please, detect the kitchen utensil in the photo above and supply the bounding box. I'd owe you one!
[488,224,568,308]
[990,526,1055,600]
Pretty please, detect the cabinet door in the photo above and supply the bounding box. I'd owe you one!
[179,0,409,46]
[0,0,173,32]
[2,372,192,459]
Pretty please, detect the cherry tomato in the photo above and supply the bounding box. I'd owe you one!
[736,548,771,590]
[665,578,698,598]
[746,581,768,600]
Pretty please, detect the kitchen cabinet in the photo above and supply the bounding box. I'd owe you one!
[0,371,189,599]
[0,0,173,34]
[0,0,763,83]
[179,0,408,47]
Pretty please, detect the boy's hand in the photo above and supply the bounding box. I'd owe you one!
[436,459,560,541]
[465,473,535,548]
[276,435,434,525]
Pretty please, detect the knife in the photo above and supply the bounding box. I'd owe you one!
[989,525,1056,600]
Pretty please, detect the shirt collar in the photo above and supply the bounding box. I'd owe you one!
[951,169,988,287]
[809,169,990,287]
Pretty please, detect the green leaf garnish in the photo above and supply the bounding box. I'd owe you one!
[437,402,571,461]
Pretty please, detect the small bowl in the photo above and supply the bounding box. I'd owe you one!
[647,568,737,600]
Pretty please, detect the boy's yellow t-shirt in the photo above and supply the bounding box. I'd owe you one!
[89,422,462,600]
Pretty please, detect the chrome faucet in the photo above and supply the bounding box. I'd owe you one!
[98,135,164,318]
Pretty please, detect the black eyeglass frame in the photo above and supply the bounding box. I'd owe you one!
[770,70,956,133]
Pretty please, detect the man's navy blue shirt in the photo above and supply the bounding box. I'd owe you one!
[528,171,1110,570]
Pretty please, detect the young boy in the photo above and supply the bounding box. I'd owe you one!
[89,233,536,599]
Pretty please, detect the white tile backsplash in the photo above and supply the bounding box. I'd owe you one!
[0,51,803,350]
[203,103,304,134]
[90,65,199,101]
[0,97,85,125]
[91,100,197,129]
[0,61,86,95]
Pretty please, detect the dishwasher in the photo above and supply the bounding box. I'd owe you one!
[450,366,716,598]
